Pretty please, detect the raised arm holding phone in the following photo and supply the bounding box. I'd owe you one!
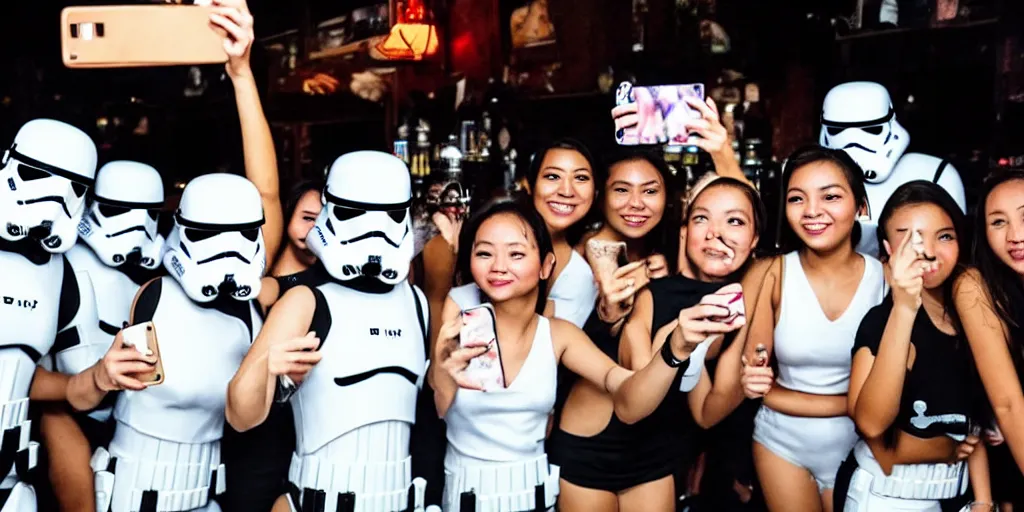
[58,4,292,512]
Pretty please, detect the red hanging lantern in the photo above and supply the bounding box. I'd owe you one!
[375,0,439,61]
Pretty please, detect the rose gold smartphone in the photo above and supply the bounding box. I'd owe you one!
[61,5,228,68]
[120,321,164,386]
[460,305,504,391]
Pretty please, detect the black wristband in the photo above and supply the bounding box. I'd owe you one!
[274,376,296,404]
[661,341,691,372]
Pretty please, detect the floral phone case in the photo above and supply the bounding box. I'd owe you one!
[460,305,505,391]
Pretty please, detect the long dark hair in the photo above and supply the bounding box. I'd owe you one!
[776,146,868,254]
[876,180,969,337]
[598,147,678,273]
[971,169,1024,374]
[456,197,555,314]
[283,179,325,225]
[274,179,324,267]
[526,137,601,246]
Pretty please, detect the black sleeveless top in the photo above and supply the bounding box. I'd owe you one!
[853,298,980,441]
[639,275,730,434]
[577,275,728,450]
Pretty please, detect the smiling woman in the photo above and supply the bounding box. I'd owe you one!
[736,146,887,512]
[521,138,601,328]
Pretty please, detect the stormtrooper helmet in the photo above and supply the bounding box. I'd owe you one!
[79,161,166,269]
[308,151,414,284]
[163,173,266,303]
[0,119,97,253]
[819,82,910,183]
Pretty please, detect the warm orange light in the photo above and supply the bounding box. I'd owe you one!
[376,0,439,60]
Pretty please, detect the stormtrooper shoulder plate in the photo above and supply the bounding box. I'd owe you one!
[291,276,428,456]
[112,277,259,444]
[55,246,142,375]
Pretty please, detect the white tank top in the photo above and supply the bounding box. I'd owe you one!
[448,249,598,329]
[548,251,598,328]
[444,315,557,462]
[773,251,884,395]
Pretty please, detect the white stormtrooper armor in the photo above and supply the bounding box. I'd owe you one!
[857,153,966,258]
[58,161,168,425]
[0,119,96,512]
[286,151,430,512]
[93,174,266,512]
[78,161,165,270]
[163,173,266,303]
[819,82,967,257]
[307,151,415,286]
[0,119,97,253]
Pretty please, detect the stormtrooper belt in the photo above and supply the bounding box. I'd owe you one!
[287,453,425,512]
[852,441,967,500]
[91,446,226,512]
[444,454,559,512]
[0,398,37,485]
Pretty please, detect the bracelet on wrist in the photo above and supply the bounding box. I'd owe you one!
[660,340,691,372]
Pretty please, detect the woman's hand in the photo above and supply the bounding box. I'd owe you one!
[670,285,745,357]
[884,229,934,313]
[682,97,732,159]
[646,254,670,280]
[954,434,981,462]
[984,425,1005,446]
[96,331,159,392]
[204,0,255,80]
[267,332,322,386]
[612,102,640,145]
[432,211,463,253]
[597,260,646,324]
[741,354,774,399]
[436,317,487,391]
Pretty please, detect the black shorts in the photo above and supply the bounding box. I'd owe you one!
[76,413,115,451]
[548,417,688,493]
[220,402,296,512]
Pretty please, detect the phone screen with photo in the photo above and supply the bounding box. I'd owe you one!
[616,82,705,146]
[460,305,505,391]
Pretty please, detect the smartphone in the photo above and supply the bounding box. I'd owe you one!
[120,321,164,386]
[459,305,505,391]
[61,5,228,68]
[616,81,706,146]
[716,291,745,325]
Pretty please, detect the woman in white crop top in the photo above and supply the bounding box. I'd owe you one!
[737,147,886,512]
[430,199,689,512]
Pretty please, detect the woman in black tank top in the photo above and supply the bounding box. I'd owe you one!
[559,174,765,512]
[221,179,321,512]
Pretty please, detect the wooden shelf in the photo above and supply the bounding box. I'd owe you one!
[308,37,383,60]
[835,17,999,43]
